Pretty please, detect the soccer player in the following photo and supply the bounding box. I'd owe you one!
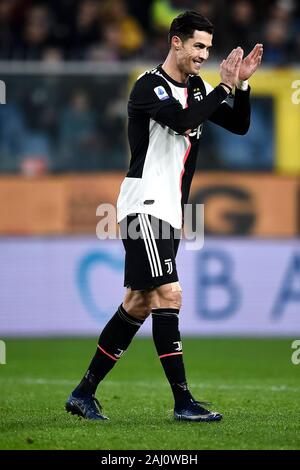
[66,11,263,422]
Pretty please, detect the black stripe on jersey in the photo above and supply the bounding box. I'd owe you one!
[126,70,175,179]
[126,114,151,178]
[180,76,207,210]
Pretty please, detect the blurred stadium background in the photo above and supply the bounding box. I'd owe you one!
[0,0,300,450]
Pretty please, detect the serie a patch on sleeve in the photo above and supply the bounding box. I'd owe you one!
[154,86,169,100]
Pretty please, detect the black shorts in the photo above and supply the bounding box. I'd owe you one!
[120,214,181,291]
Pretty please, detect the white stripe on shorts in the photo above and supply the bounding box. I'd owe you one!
[141,214,163,277]
[138,214,156,277]
[143,214,163,276]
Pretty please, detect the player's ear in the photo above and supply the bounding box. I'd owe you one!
[172,36,182,51]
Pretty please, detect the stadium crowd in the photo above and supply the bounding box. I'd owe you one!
[0,0,298,174]
[0,0,299,64]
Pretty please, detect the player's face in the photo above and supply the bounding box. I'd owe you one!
[176,30,213,76]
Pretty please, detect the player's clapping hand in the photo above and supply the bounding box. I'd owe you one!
[219,47,244,90]
[238,43,263,81]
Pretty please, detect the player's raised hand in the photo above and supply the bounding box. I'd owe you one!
[220,47,244,90]
[238,44,263,81]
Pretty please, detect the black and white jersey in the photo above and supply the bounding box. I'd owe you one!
[117,65,251,229]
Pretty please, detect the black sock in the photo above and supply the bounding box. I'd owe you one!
[73,305,144,396]
[152,308,193,407]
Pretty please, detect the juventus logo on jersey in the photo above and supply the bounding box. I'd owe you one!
[164,258,173,274]
[193,87,203,102]
[173,341,182,352]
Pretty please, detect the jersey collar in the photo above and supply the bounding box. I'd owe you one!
[158,65,188,88]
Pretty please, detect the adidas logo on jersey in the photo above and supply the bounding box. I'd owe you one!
[193,88,203,101]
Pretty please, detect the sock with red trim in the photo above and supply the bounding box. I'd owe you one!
[72,305,144,397]
[152,308,193,406]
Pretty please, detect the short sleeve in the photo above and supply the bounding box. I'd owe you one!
[128,73,180,120]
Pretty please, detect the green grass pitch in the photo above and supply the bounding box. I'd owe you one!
[0,337,299,450]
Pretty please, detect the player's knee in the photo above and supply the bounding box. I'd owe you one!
[154,283,182,310]
[123,290,151,321]
[166,290,182,310]
[133,301,151,321]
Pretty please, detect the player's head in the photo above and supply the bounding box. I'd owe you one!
[168,11,213,75]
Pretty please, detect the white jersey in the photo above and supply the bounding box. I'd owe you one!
[116,65,250,229]
[117,66,212,229]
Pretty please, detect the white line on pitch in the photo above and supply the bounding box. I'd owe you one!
[0,377,299,393]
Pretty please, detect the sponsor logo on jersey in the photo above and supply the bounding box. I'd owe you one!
[189,124,203,139]
[154,86,169,101]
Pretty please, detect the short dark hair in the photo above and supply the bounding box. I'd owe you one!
[168,11,214,45]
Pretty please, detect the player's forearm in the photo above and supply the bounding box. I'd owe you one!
[157,85,229,134]
[209,86,251,135]
[231,87,251,134]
